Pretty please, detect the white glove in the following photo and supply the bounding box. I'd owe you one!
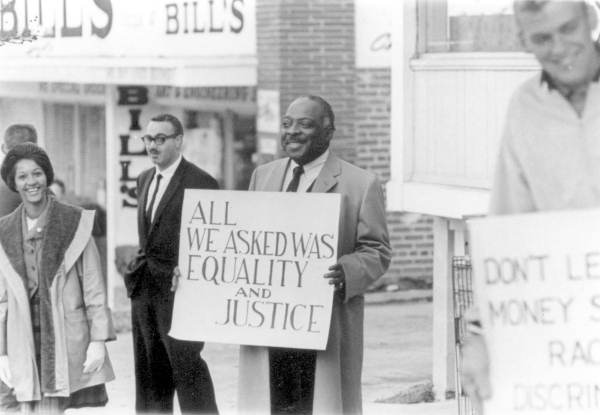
[0,355,12,388]
[83,341,106,374]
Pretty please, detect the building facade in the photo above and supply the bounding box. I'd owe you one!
[0,0,434,325]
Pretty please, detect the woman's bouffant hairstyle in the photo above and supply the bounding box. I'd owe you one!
[0,142,54,192]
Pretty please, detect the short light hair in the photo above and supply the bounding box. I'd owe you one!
[3,124,38,150]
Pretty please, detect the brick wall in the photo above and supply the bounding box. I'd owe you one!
[354,67,433,288]
[257,0,356,162]
[257,0,433,288]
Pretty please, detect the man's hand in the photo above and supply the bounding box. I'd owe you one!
[0,355,12,388]
[171,266,181,292]
[461,334,492,414]
[83,341,106,374]
[324,263,345,292]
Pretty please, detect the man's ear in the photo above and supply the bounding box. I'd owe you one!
[0,143,6,155]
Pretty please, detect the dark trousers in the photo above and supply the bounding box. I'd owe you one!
[131,290,218,414]
[269,348,317,414]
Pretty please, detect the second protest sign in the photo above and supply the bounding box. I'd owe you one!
[469,208,600,415]
[169,189,341,350]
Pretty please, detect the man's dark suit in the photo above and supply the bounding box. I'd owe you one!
[126,158,219,414]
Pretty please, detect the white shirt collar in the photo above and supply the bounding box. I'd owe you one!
[155,154,183,180]
[290,149,329,172]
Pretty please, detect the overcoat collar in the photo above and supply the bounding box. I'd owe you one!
[262,152,341,193]
[311,151,340,193]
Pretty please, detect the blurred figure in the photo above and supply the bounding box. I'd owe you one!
[0,124,38,217]
[461,1,600,412]
[49,178,65,200]
[0,143,115,413]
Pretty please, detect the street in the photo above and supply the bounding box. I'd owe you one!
[68,299,456,414]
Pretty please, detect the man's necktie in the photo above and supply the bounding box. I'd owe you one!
[286,166,304,192]
[146,173,162,225]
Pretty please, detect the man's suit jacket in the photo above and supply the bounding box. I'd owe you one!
[238,152,391,414]
[125,157,218,297]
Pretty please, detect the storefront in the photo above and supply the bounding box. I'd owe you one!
[0,0,257,310]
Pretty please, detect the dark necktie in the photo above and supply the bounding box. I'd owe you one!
[146,173,162,225]
[286,166,304,192]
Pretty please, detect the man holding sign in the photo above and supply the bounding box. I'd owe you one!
[125,114,219,413]
[237,95,391,414]
[462,1,600,413]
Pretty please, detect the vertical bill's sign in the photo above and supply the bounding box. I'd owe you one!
[170,189,340,350]
[469,209,600,415]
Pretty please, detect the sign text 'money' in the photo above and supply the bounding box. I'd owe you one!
[469,208,600,415]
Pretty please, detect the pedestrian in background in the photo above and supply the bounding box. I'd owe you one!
[0,143,115,413]
[238,95,391,414]
[0,124,38,217]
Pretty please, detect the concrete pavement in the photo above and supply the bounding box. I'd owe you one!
[67,297,457,414]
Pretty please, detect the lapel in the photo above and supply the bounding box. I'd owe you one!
[0,206,26,285]
[263,158,290,191]
[137,169,155,238]
[40,199,81,286]
[147,158,187,238]
[311,152,340,193]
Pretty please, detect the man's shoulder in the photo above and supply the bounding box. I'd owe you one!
[182,158,219,189]
[138,167,154,182]
[254,157,288,173]
[251,157,288,180]
[508,72,546,111]
[335,156,379,186]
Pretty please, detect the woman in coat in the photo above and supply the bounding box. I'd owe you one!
[0,143,115,413]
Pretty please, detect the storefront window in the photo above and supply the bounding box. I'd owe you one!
[420,0,520,53]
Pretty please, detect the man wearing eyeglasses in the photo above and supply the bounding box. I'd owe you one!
[125,113,219,413]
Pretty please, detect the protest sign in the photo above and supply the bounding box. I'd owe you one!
[169,189,340,350]
[469,208,600,415]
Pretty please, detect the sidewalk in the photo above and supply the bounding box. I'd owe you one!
[68,293,456,415]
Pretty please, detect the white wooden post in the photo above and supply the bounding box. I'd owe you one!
[432,216,456,399]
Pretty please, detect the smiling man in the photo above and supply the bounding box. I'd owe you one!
[125,114,219,414]
[237,95,391,414]
[461,1,600,411]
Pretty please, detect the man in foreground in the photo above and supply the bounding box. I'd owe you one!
[237,95,391,414]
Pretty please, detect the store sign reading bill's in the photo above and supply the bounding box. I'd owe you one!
[0,0,255,57]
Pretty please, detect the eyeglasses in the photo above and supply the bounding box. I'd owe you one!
[140,133,179,146]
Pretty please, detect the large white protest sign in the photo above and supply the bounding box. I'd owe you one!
[469,209,600,415]
[169,189,340,350]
